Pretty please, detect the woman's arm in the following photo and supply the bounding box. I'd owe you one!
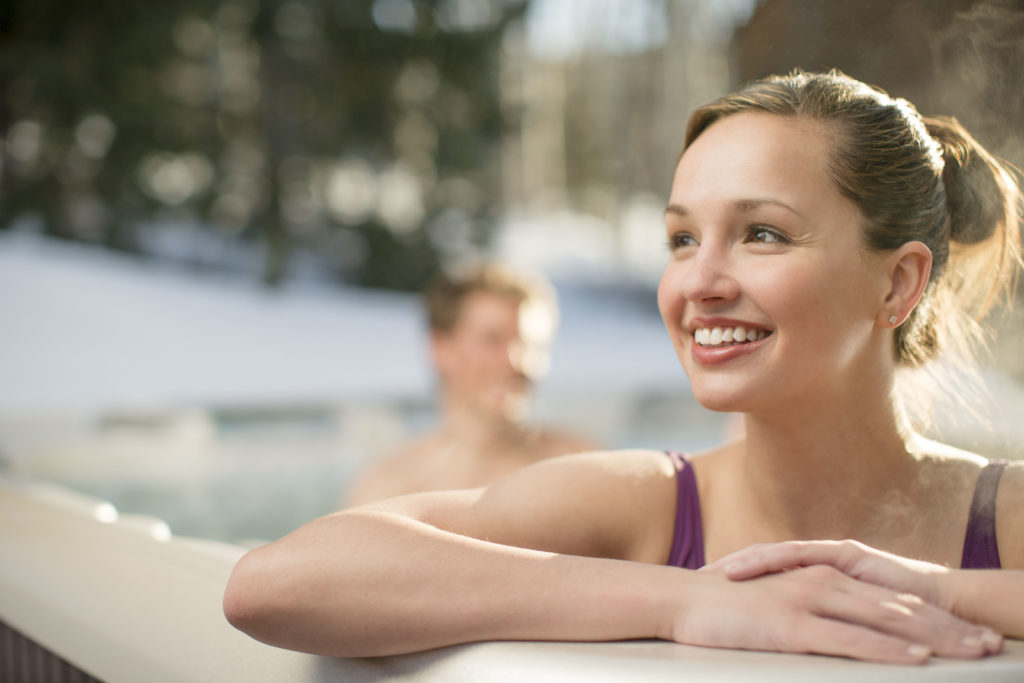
[225,450,682,656]
[223,503,683,656]
[950,569,1024,638]
[223,451,997,662]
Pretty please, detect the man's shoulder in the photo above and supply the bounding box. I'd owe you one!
[344,432,446,506]
[531,427,603,459]
[385,431,447,460]
[366,432,452,478]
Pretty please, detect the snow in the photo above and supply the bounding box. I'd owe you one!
[0,230,683,414]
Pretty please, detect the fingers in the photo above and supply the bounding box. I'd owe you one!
[674,567,1004,666]
[795,616,934,665]
[701,542,801,579]
[813,577,1001,659]
[713,541,955,617]
[700,542,775,575]
[708,541,850,580]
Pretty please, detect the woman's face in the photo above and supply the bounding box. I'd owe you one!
[658,113,893,415]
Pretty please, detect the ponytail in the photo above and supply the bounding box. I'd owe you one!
[924,116,1021,322]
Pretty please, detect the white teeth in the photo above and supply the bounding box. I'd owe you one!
[693,325,770,347]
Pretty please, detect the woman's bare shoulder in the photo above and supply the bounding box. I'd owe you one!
[539,447,679,478]
[482,448,679,523]
[918,437,1024,569]
[406,448,680,563]
[996,460,1024,569]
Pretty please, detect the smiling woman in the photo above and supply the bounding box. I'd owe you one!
[222,70,1024,666]
[659,112,925,414]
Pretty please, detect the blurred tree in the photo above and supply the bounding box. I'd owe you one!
[0,0,527,290]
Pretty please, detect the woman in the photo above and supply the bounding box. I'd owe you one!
[223,70,1023,665]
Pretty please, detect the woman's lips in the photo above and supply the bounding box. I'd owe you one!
[689,326,773,365]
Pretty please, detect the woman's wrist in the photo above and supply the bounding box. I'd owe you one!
[941,568,1024,641]
[942,568,983,625]
[646,568,721,644]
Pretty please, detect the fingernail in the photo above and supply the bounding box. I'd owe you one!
[962,636,984,649]
[981,631,1002,650]
[907,644,931,659]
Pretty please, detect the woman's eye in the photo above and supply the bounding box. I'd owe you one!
[747,226,788,244]
[667,232,698,250]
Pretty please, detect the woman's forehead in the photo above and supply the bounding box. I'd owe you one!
[671,113,840,211]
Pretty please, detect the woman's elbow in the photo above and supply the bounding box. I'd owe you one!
[222,540,371,656]
[223,547,282,639]
[221,511,415,656]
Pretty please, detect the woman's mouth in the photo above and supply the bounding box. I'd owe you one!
[693,325,772,348]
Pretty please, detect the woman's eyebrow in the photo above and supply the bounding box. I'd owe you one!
[665,199,802,218]
[734,198,803,217]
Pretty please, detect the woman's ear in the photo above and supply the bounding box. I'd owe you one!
[881,241,932,327]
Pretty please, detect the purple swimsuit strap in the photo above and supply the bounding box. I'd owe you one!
[665,451,705,570]
[960,460,1009,570]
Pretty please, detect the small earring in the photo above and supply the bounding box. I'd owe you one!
[888,315,899,324]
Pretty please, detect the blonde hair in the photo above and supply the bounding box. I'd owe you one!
[684,69,1022,368]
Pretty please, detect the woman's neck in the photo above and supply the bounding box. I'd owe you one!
[730,383,923,540]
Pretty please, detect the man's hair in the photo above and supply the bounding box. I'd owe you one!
[423,263,557,334]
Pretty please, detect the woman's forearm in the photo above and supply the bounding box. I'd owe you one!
[223,509,681,657]
[949,570,1024,638]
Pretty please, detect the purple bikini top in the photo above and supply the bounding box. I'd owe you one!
[961,460,1008,569]
[665,451,1008,570]
[666,451,705,569]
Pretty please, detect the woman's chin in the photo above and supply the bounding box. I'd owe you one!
[690,387,754,415]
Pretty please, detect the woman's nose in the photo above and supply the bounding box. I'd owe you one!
[676,244,740,303]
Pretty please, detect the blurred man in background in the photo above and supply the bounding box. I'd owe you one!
[345,263,600,505]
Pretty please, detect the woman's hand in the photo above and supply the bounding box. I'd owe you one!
[672,564,999,664]
[704,540,953,605]
[698,540,1003,655]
